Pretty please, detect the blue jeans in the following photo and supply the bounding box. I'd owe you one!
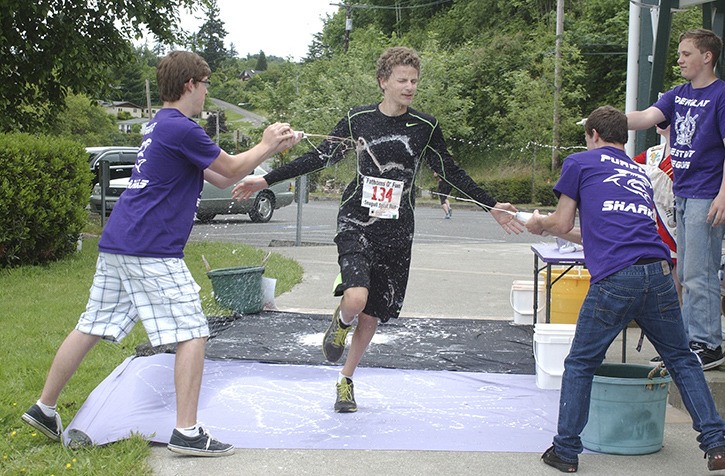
[676,197,725,349]
[552,260,725,462]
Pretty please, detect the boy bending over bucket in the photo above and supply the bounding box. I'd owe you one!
[525,105,725,473]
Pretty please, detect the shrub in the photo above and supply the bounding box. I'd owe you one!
[0,134,91,267]
[481,176,559,207]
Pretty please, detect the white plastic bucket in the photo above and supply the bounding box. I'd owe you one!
[533,323,576,390]
[510,280,545,325]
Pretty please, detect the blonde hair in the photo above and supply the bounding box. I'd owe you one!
[376,47,421,87]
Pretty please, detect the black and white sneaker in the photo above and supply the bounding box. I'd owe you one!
[649,355,663,365]
[22,404,62,442]
[167,427,234,457]
[691,342,725,371]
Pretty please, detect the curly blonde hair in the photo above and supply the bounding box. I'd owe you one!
[376,47,421,89]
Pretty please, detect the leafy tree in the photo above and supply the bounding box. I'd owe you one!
[0,0,206,133]
[255,51,268,71]
[305,11,344,61]
[49,93,118,146]
[107,45,161,107]
[196,0,228,70]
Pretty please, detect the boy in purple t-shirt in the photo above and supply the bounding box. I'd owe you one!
[627,28,725,371]
[21,51,299,456]
[527,106,725,473]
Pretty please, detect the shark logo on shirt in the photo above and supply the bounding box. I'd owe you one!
[136,138,152,173]
[603,168,652,204]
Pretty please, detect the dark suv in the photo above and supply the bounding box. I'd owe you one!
[86,146,138,185]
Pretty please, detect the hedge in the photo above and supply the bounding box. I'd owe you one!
[0,133,91,267]
[481,177,559,207]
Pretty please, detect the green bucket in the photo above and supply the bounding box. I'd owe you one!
[206,266,265,314]
[581,363,672,455]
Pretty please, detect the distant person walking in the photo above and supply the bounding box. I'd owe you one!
[434,172,453,218]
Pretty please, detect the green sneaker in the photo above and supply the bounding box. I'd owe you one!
[334,377,358,413]
[322,306,351,362]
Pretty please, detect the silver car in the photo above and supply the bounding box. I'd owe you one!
[89,165,294,223]
[86,146,138,185]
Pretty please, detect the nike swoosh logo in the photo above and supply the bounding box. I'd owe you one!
[406,122,418,127]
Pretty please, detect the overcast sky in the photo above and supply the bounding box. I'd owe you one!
[180,0,341,61]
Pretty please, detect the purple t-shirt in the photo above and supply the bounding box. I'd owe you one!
[653,80,725,198]
[555,146,671,283]
[98,108,221,258]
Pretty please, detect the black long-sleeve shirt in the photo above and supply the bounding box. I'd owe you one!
[264,104,497,246]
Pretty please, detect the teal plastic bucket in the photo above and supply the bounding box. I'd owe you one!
[581,363,671,455]
[207,266,265,314]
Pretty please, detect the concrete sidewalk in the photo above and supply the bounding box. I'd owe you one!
[148,242,724,475]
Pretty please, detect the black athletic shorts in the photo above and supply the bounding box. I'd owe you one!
[333,231,412,323]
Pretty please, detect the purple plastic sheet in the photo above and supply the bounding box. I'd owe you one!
[66,353,560,452]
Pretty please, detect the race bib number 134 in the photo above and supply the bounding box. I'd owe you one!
[361,175,404,219]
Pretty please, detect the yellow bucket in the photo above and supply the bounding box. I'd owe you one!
[541,267,590,324]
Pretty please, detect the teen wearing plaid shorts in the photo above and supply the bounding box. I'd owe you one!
[21,51,299,456]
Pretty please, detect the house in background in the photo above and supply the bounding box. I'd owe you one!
[100,100,146,118]
[117,117,149,134]
[100,101,212,133]
[239,70,257,81]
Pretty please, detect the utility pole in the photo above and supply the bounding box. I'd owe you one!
[145,79,153,121]
[331,2,369,52]
[551,0,564,172]
[343,3,352,52]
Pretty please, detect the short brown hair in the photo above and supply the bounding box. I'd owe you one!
[156,51,211,102]
[585,106,628,145]
[376,47,421,86]
[680,28,723,64]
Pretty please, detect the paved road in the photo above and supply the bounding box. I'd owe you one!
[209,97,265,127]
[189,199,544,248]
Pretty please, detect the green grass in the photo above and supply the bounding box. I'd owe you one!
[0,235,302,475]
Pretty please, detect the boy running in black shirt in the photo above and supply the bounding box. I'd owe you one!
[234,47,522,412]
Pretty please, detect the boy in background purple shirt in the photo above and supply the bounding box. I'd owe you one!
[627,28,725,371]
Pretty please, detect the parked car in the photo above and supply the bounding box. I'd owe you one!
[89,165,294,223]
[86,146,138,185]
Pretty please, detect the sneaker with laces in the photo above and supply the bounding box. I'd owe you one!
[322,306,351,362]
[541,445,578,472]
[167,427,234,457]
[22,404,63,442]
[691,342,725,371]
[335,377,358,413]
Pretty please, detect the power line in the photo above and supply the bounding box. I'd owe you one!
[330,0,453,51]
[359,0,453,10]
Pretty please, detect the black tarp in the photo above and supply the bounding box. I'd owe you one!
[188,311,536,374]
